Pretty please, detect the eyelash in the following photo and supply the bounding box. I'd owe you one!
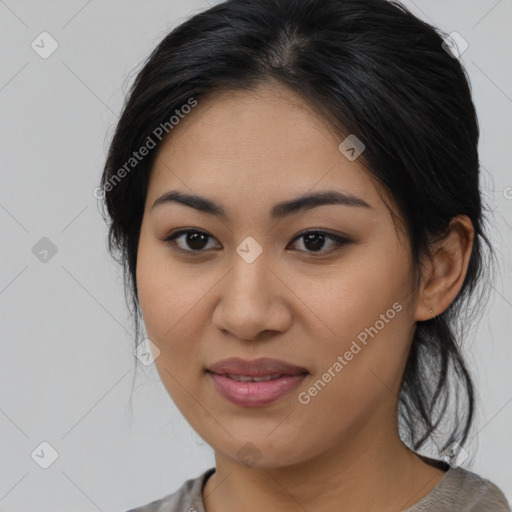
[161,229,351,257]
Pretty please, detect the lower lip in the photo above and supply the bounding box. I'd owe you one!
[208,372,308,407]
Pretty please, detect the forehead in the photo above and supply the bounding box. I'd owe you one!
[147,82,388,219]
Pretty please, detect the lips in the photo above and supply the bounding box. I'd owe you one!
[206,357,309,379]
[206,357,309,407]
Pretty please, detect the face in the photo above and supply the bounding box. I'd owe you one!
[136,81,420,469]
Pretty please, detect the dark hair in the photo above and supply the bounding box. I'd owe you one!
[100,0,496,456]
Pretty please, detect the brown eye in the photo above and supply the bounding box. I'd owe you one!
[162,229,350,257]
[288,230,351,255]
[164,230,220,253]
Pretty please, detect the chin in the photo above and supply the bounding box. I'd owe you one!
[213,435,310,470]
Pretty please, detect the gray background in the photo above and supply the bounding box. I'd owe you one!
[0,1,510,510]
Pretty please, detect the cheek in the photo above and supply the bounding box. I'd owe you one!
[290,241,412,348]
[291,243,414,403]
[293,307,412,450]
[135,234,216,395]
[136,231,196,340]
[136,248,206,405]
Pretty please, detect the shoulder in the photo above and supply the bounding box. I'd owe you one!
[406,466,511,511]
[125,467,215,512]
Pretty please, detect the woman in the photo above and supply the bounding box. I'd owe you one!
[99,0,511,510]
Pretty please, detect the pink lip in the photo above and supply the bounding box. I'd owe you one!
[207,357,308,377]
[208,373,307,407]
[206,357,309,407]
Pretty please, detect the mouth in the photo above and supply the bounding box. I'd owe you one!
[214,373,293,382]
[206,357,309,407]
[206,356,309,377]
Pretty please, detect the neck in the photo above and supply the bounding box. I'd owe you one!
[203,417,447,512]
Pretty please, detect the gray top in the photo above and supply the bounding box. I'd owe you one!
[127,465,511,512]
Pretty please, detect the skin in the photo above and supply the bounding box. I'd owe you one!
[136,81,475,512]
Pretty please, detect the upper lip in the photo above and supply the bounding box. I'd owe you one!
[207,357,309,377]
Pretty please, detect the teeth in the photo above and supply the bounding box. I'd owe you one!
[226,373,283,382]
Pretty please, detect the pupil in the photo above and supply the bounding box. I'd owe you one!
[305,233,324,251]
[188,232,208,250]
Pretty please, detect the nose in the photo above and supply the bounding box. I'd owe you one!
[211,254,293,341]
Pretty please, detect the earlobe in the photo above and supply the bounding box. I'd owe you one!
[414,215,475,322]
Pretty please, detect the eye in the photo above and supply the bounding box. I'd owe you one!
[161,229,350,256]
[288,230,350,255]
[163,229,221,254]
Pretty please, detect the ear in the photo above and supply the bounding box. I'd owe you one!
[415,215,475,322]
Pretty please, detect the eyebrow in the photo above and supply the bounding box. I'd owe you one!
[151,189,372,219]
